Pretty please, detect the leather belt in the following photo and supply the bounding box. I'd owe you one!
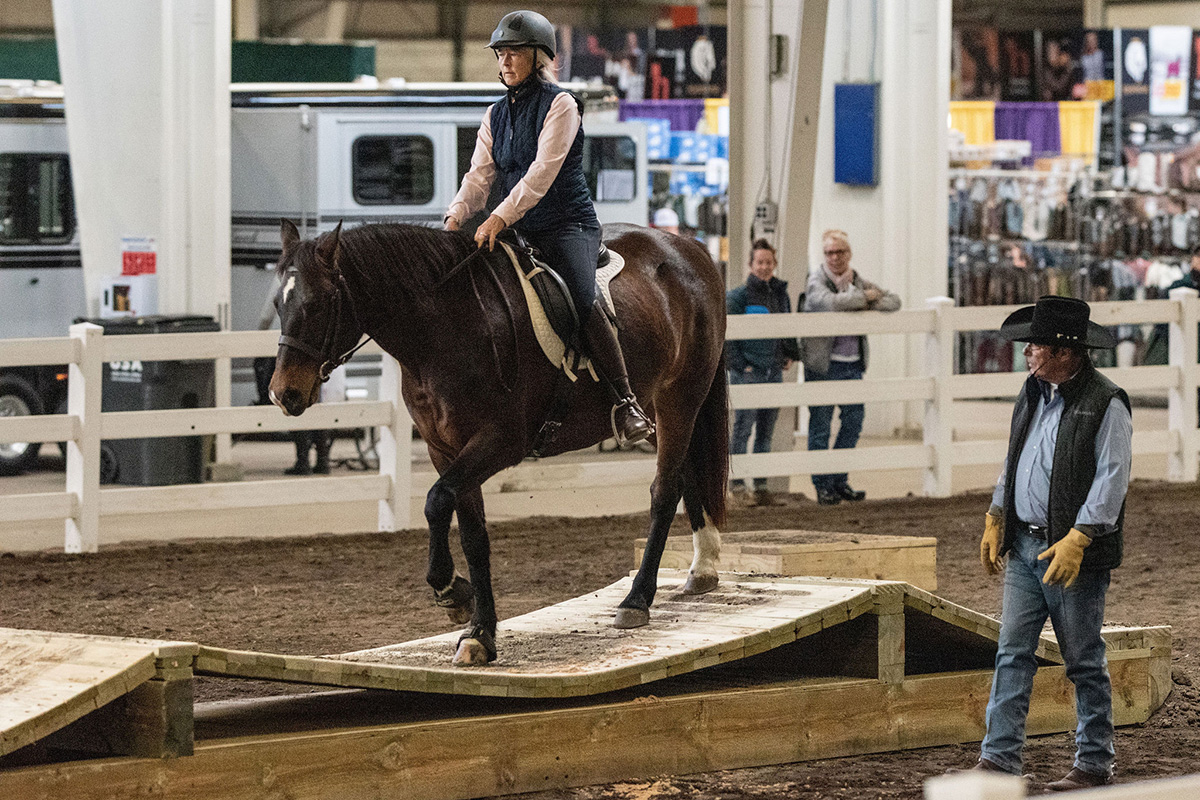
[1020,520,1049,539]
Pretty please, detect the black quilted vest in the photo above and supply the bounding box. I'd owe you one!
[1000,361,1130,571]
[490,78,596,233]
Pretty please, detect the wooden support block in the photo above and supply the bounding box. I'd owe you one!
[877,613,905,685]
[40,678,194,758]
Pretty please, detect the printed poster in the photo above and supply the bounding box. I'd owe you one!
[120,235,156,276]
[1150,25,1190,116]
[1120,29,1150,115]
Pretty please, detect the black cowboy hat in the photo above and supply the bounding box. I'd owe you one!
[999,295,1116,349]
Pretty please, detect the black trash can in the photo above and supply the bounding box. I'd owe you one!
[81,315,221,485]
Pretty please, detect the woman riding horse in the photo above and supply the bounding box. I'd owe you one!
[443,9,653,446]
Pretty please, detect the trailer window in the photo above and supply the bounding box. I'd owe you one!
[582,136,637,202]
[351,136,435,205]
[0,153,74,244]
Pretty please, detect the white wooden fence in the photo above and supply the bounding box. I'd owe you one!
[1,289,1197,553]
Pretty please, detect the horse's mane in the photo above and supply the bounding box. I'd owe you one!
[335,224,478,299]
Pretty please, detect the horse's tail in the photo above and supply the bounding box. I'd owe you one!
[685,349,730,529]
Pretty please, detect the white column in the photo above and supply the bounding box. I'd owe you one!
[64,322,103,553]
[51,0,231,321]
[377,354,412,532]
[924,296,955,497]
[807,0,950,438]
[1168,287,1199,482]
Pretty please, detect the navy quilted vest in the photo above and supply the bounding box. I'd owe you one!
[490,78,597,233]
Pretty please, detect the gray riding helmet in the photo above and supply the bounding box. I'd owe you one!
[487,10,556,59]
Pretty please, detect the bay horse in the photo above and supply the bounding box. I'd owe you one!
[269,219,728,666]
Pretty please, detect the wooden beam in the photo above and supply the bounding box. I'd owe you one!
[0,658,1163,800]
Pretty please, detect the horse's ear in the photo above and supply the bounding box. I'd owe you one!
[316,221,343,271]
[280,218,300,252]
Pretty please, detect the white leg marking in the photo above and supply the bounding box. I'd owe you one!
[689,520,721,579]
[282,275,296,305]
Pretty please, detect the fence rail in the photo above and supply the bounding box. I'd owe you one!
[1,290,1197,552]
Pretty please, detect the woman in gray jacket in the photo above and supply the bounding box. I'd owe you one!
[801,229,900,505]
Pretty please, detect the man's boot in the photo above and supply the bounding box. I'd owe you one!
[581,300,654,446]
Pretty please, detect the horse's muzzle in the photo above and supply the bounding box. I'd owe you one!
[274,387,310,417]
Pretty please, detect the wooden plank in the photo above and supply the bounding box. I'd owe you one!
[731,377,934,409]
[0,657,1162,800]
[725,308,935,340]
[98,474,390,516]
[0,337,79,368]
[100,402,392,440]
[99,331,389,362]
[0,414,78,446]
[0,492,77,524]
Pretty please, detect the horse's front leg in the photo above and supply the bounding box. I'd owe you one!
[422,429,508,666]
[425,451,474,624]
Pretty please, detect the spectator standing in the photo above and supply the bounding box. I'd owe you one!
[800,230,900,505]
[726,239,800,507]
[967,295,1132,791]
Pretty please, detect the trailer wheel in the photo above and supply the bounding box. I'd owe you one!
[0,375,44,476]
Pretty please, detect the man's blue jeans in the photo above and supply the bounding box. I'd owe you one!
[981,529,1114,777]
[804,359,864,492]
[730,365,782,491]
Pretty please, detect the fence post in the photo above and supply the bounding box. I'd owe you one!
[923,296,956,497]
[377,352,412,532]
[65,322,103,553]
[924,773,1025,800]
[1168,286,1199,482]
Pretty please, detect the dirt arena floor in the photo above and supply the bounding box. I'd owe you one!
[3,479,1199,798]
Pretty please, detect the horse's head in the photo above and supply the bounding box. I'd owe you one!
[269,219,361,416]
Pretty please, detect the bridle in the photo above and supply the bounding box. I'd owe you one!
[277,269,372,382]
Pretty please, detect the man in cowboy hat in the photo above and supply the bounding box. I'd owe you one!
[961,296,1132,791]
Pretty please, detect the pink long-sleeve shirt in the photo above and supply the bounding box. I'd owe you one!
[445,91,582,228]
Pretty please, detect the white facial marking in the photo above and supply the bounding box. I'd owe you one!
[282,275,296,306]
[269,388,289,415]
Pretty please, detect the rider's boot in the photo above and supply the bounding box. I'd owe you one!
[581,299,655,446]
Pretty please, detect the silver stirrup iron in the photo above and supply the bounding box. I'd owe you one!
[611,399,655,448]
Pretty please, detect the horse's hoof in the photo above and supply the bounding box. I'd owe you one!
[614,607,650,629]
[434,575,474,624]
[445,606,472,624]
[682,572,719,595]
[453,638,492,666]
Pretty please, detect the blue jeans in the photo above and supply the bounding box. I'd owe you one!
[805,360,864,492]
[730,365,782,491]
[982,529,1113,777]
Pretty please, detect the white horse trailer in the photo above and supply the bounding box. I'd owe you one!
[0,81,648,473]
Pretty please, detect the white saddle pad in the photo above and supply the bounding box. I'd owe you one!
[500,241,626,382]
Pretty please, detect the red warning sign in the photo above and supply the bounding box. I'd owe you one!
[121,236,157,275]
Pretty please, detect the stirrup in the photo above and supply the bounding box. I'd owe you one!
[611,397,654,447]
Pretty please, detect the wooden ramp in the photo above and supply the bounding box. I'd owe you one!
[0,629,197,758]
[0,574,1174,800]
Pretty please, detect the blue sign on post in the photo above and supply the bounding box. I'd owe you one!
[834,82,881,186]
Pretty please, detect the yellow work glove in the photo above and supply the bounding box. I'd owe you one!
[980,513,1004,574]
[1038,528,1092,588]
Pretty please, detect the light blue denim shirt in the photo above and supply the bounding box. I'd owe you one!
[990,380,1133,535]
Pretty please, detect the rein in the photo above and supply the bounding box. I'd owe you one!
[278,271,373,382]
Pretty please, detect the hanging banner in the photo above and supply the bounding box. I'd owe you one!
[1149,25,1190,116]
[645,26,726,99]
[999,30,1036,101]
[1120,28,1151,115]
[1191,29,1200,109]
[565,28,648,101]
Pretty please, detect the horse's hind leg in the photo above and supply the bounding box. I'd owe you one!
[680,470,720,595]
[615,416,691,629]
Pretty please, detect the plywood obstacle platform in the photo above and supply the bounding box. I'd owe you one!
[0,574,1172,800]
